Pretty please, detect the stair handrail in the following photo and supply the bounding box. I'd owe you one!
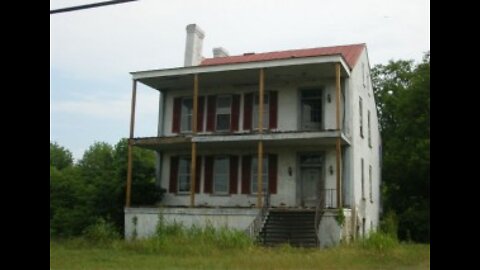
[245,190,270,240]
[314,189,327,244]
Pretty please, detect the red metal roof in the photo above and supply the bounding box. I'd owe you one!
[200,43,365,70]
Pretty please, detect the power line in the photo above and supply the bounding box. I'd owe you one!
[50,0,138,14]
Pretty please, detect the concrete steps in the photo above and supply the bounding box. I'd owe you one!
[259,210,318,248]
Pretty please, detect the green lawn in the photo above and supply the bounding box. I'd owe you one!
[50,239,430,270]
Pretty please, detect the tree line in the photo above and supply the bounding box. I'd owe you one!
[50,139,164,237]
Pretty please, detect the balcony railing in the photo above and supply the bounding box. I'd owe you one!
[245,191,270,240]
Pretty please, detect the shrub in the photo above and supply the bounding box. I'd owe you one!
[83,218,121,245]
[359,231,398,251]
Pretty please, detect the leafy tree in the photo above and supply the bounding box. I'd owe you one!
[372,52,430,242]
[50,142,73,170]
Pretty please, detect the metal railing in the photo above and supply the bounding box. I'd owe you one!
[314,189,336,244]
[245,191,270,241]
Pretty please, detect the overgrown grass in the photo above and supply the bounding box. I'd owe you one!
[51,227,429,270]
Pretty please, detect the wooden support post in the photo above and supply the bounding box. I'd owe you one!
[126,79,137,208]
[335,63,342,208]
[257,68,264,208]
[190,74,199,207]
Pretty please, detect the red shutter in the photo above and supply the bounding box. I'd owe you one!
[229,156,239,194]
[206,96,216,132]
[172,97,182,133]
[204,156,214,193]
[268,154,278,194]
[241,155,251,194]
[197,96,205,132]
[243,93,253,131]
[169,156,179,193]
[231,95,240,132]
[195,156,202,193]
[269,91,278,129]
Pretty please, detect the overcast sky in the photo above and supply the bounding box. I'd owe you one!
[50,0,430,160]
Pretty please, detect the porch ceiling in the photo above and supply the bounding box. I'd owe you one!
[133,56,350,91]
[132,131,351,151]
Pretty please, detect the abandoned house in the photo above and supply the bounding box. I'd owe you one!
[124,24,381,248]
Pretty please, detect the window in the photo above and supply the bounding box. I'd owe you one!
[251,156,268,193]
[181,98,193,132]
[359,97,363,138]
[361,158,365,199]
[213,157,229,194]
[301,89,322,130]
[252,93,269,130]
[362,218,366,237]
[362,63,366,88]
[216,95,231,131]
[369,165,373,202]
[178,157,191,193]
[368,110,371,147]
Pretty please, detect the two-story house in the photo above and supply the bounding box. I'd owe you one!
[124,24,381,248]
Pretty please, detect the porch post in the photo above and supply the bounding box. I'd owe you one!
[126,79,137,207]
[190,74,199,207]
[335,63,343,208]
[257,68,265,208]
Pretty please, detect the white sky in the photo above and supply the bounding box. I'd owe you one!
[50,0,429,160]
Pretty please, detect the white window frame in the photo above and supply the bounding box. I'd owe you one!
[180,97,193,132]
[359,97,364,138]
[251,156,268,194]
[177,157,191,194]
[252,93,269,130]
[215,95,232,131]
[369,165,373,203]
[361,158,365,200]
[300,89,323,130]
[368,110,371,147]
[213,156,230,195]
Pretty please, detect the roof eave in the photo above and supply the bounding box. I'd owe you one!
[130,54,351,81]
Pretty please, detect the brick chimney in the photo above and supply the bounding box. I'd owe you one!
[184,24,205,67]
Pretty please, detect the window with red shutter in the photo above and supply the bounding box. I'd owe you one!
[169,156,179,193]
[269,91,278,129]
[206,96,216,131]
[204,156,214,193]
[172,98,182,133]
[231,95,240,131]
[268,154,278,194]
[243,93,253,131]
[241,155,251,194]
[197,96,205,132]
[229,156,239,194]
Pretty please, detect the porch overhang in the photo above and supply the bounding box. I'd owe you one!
[130,55,351,91]
[132,130,351,151]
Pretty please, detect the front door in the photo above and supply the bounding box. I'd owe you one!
[299,153,323,207]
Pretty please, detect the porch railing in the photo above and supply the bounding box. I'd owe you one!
[245,191,270,241]
[314,189,336,244]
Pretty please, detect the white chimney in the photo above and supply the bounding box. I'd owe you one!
[184,24,205,67]
[213,47,229,58]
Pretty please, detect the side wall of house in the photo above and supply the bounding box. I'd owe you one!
[348,49,381,238]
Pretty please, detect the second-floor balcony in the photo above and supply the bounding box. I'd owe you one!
[131,56,352,149]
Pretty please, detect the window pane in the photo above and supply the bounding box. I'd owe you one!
[217,96,231,109]
[214,157,229,193]
[300,154,322,165]
[178,175,190,192]
[181,98,193,131]
[178,158,191,192]
[252,104,269,128]
[216,114,230,130]
[301,89,322,99]
[251,157,268,193]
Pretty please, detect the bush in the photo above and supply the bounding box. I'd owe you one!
[83,218,121,244]
[380,210,398,239]
[359,231,398,251]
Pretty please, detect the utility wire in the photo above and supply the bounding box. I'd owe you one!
[50,0,138,14]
